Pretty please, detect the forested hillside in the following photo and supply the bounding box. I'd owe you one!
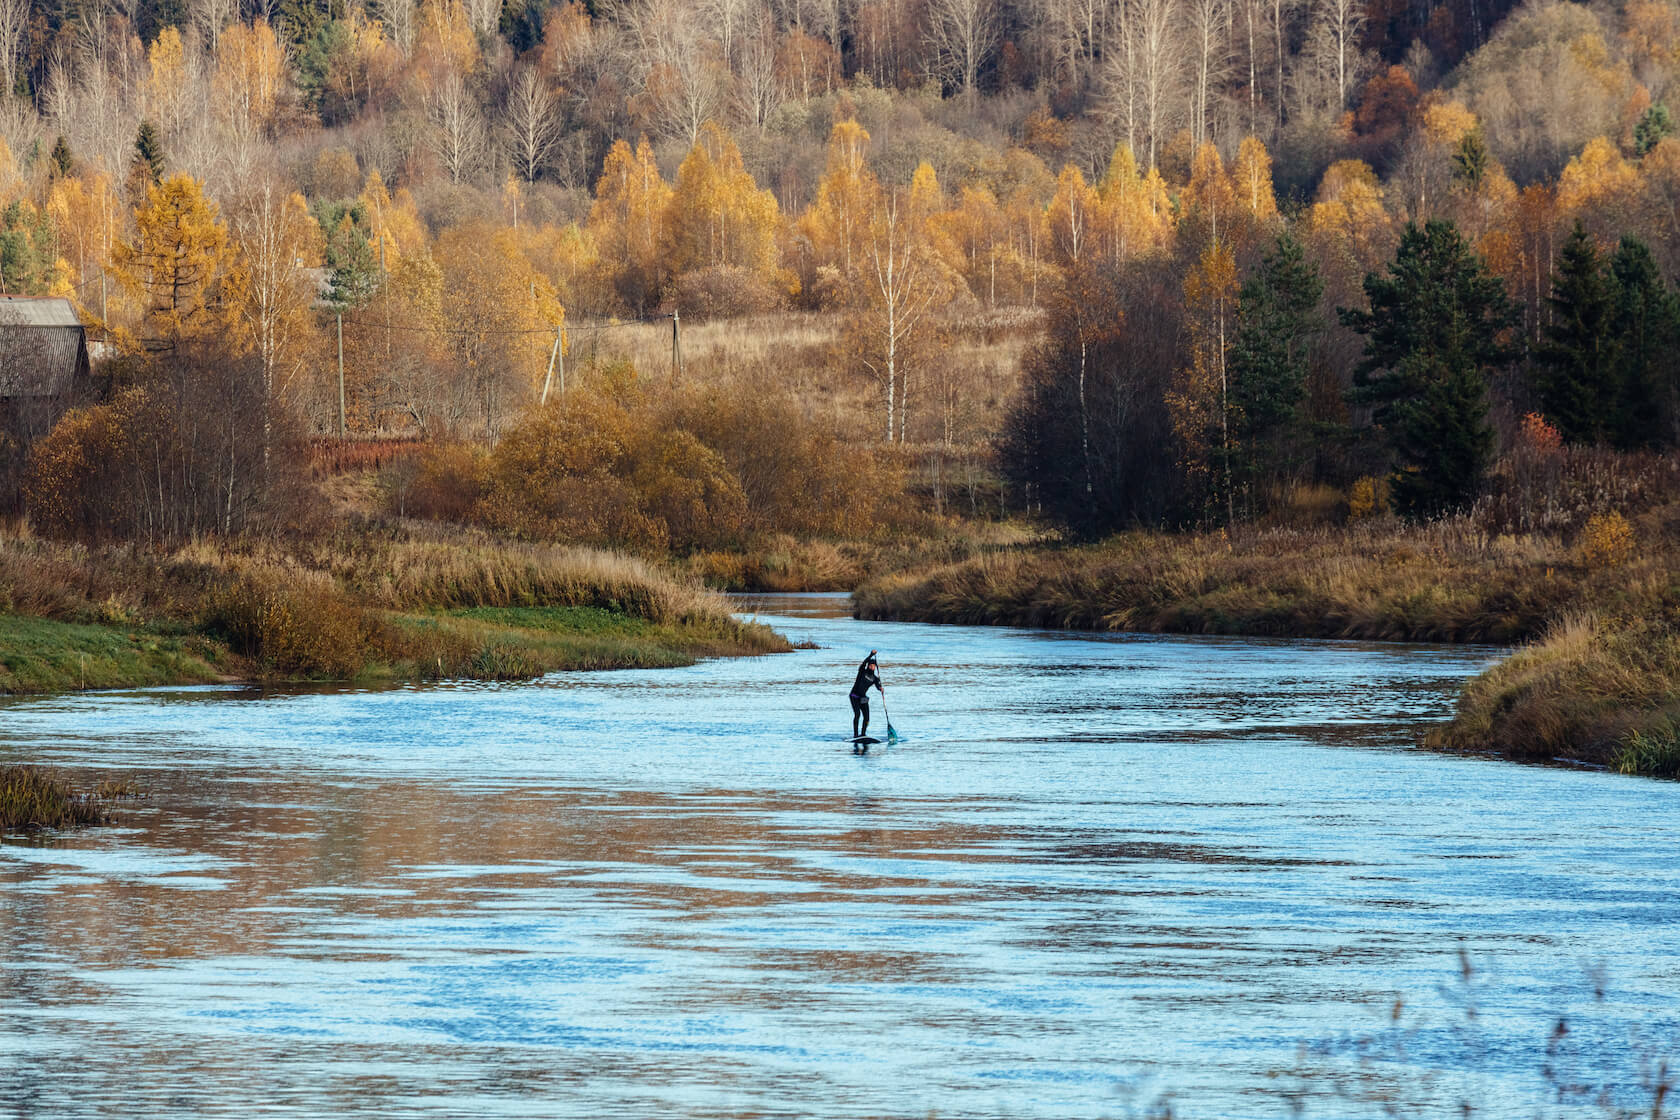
[0,0,1678,543]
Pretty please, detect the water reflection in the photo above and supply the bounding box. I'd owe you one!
[2,597,1678,1117]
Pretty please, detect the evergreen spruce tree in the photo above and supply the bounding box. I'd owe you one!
[1229,232,1322,500]
[134,121,165,183]
[1452,129,1491,189]
[1341,219,1519,518]
[50,135,73,178]
[312,200,380,309]
[1635,104,1675,157]
[1608,236,1680,449]
[1534,221,1616,444]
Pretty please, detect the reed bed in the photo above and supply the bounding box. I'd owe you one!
[0,766,111,831]
[853,517,1615,643]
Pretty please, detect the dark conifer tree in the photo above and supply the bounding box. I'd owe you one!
[1229,232,1322,502]
[1635,104,1675,157]
[1341,219,1519,518]
[1452,129,1491,189]
[1534,221,1616,444]
[134,121,165,184]
[1607,236,1680,449]
[49,135,73,178]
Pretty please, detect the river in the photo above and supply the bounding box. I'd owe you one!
[2,594,1677,1118]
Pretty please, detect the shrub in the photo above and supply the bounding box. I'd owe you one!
[669,265,783,321]
[1578,511,1636,568]
[205,572,373,679]
[0,766,108,830]
[391,441,490,522]
[1348,476,1383,519]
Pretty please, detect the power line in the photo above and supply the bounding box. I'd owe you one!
[332,313,674,338]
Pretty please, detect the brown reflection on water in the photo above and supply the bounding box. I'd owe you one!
[1,769,1329,990]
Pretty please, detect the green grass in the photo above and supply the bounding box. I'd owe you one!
[371,605,788,682]
[0,614,228,694]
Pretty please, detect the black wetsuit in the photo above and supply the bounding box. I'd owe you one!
[849,657,881,737]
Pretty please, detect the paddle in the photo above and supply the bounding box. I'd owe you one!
[880,688,898,742]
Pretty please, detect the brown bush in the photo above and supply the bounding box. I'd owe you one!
[669,265,783,321]
[22,346,316,545]
[389,441,491,522]
[205,572,375,679]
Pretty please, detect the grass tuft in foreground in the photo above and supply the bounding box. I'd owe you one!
[0,766,116,831]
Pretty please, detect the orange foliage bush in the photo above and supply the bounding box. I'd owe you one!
[388,360,906,551]
[205,573,377,679]
[394,441,491,522]
[1577,511,1636,568]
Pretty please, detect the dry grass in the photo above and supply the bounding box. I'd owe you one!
[1428,614,1680,773]
[686,521,1044,592]
[0,519,788,691]
[853,516,1638,643]
[1,766,112,831]
[576,307,1039,446]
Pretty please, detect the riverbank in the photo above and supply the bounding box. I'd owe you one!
[854,514,1680,775]
[0,522,789,695]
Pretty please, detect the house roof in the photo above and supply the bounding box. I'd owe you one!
[0,295,83,329]
[0,296,89,398]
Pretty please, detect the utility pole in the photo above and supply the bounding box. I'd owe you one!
[671,307,682,379]
[381,236,390,358]
[337,311,346,438]
[540,323,563,405]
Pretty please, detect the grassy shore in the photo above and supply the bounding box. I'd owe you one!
[0,521,789,695]
[852,518,1666,643]
[1426,615,1680,776]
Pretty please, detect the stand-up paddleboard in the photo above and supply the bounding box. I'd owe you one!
[849,735,881,746]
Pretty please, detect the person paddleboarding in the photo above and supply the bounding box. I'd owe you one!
[849,651,883,740]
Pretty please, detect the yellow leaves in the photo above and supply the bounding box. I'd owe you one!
[47,172,118,285]
[1183,142,1237,234]
[1093,141,1174,263]
[1578,511,1636,568]
[799,118,883,278]
[114,173,242,349]
[1045,164,1097,265]
[1169,240,1239,481]
[1422,98,1479,147]
[358,170,427,261]
[146,27,190,126]
[1556,135,1639,218]
[0,136,18,201]
[1306,160,1388,249]
[435,220,562,397]
[212,20,286,135]
[589,136,672,310]
[665,122,781,277]
[418,0,480,78]
[1230,137,1280,226]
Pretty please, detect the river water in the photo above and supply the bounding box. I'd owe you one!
[2,594,1677,1119]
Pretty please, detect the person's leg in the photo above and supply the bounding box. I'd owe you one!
[859,698,870,737]
[850,694,863,737]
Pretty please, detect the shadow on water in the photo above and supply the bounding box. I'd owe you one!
[1,598,1676,1117]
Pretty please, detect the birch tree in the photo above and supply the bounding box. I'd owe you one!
[925,0,998,100]
[504,66,565,182]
